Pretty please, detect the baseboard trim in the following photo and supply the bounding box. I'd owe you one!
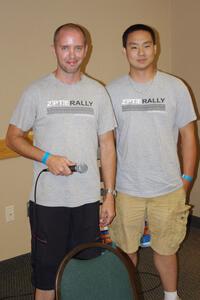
[188,215,200,228]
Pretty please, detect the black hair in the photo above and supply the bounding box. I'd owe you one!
[122,24,156,48]
[53,23,87,45]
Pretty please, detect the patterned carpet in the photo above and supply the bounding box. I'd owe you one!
[0,226,199,300]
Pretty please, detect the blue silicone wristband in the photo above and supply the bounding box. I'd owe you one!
[41,152,51,164]
[182,174,193,182]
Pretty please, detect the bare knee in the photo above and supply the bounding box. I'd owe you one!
[128,252,138,266]
[35,289,55,300]
[153,251,177,265]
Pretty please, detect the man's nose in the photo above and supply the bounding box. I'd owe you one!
[138,47,145,55]
[69,48,75,57]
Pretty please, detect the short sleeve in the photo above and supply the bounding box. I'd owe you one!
[175,80,196,128]
[10,86,38,132]
[97,87,117,135]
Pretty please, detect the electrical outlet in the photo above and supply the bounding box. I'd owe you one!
[5,205,15,222]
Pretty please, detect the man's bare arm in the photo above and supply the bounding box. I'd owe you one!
[6,124,74,176]
[179,121,197,192]
[99,130,116,226]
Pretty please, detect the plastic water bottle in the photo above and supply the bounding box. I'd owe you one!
[140,220,151,247]
[100,226,112,245]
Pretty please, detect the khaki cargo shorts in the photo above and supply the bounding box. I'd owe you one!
[109,188,190,255]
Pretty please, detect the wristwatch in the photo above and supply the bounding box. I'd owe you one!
[104,188,117,197]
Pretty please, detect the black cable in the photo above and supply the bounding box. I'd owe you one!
[34,168,48,204]
[32,168,48,244]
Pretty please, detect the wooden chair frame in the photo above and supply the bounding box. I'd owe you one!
[55,242,139,300]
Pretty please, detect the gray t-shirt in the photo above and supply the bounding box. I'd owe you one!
[107,71,196,197]
[10,74,116,207]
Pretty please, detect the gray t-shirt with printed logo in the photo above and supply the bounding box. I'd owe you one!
[10,74,116,207]
[107,71,196,197]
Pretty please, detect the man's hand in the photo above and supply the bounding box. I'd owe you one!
[100,195,115,227]
[46,155,75,176]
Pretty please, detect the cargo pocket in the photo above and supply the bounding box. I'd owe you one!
[169,204,190,248]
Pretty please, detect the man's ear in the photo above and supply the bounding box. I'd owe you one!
[154,44,157,55]
[84,44,88,58]
[51,44,56,57]
[122,47,127,57]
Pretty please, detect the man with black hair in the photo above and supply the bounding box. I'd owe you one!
[107,24,197,300]
[6,23,116,300]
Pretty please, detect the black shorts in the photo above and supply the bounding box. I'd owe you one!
[29,200,101,290]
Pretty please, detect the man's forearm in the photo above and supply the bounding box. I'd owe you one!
[99,130,116,225]
[99,133,116,191]
[180,122,197,191]
[6,125,77,176]
[180,122,197,177]
[6,125,44,162]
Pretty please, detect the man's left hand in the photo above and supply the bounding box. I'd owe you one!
[99,196,115,227]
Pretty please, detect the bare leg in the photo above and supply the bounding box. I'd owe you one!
[153,251,177,291]
[128,252,138,266]
[35,289,55,300]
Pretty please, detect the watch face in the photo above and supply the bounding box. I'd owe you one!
[105,189,117,197]
[110,190,117,197]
